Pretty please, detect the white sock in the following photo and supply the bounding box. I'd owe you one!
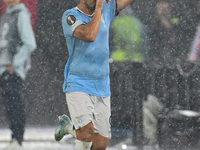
[74,140,92,150]
[64,123,76,138]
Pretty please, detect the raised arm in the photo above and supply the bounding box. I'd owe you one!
[116,0,135,13]
[73,0,104,42]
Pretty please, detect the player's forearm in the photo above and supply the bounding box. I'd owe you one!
[73,3,102,42]
[85,7,102,42]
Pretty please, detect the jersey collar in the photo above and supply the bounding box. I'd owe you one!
[75,7,94,17]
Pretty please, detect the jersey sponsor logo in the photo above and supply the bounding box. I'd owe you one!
[70,20,82,31]
[67,15,76,25]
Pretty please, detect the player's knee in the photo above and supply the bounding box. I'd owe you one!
[91,144,107,150]
[92,137,109,150]
[76,122,94,142]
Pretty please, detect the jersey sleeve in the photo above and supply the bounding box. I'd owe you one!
[62,10,84,37]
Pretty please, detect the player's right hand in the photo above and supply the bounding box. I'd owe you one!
[106,0,111,3]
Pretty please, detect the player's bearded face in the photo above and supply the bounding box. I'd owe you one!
[85,0,97,11]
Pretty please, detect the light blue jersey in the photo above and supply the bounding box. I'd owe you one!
[62,0,116,97]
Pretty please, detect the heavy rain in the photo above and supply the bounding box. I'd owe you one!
[0,0,200,150]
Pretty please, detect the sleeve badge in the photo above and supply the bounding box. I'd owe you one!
[67,15,76,25]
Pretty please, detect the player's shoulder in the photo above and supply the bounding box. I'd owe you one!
[62,7,80,19]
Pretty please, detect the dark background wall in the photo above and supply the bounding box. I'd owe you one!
[0,0,199,133]
[24,0,78,125]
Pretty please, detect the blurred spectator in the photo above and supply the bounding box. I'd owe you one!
[109,5,147,63]
[188,1,200,62]
[145,0,180,67]
[143,0,179,147]
[0,0,36,149]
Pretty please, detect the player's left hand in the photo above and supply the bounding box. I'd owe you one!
[106,0,111,3]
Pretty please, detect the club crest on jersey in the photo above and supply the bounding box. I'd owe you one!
[67,15,76,25]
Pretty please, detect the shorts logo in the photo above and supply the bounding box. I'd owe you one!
[78,119,83,124]
[67,15,76,25]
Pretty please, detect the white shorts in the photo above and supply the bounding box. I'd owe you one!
[66,92,111,139]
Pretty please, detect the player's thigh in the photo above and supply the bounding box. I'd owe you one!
[76,122,94,142]
[93,96,111,139]
[66,92,94,130]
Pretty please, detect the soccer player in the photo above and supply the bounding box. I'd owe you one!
[55,0,135,149]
